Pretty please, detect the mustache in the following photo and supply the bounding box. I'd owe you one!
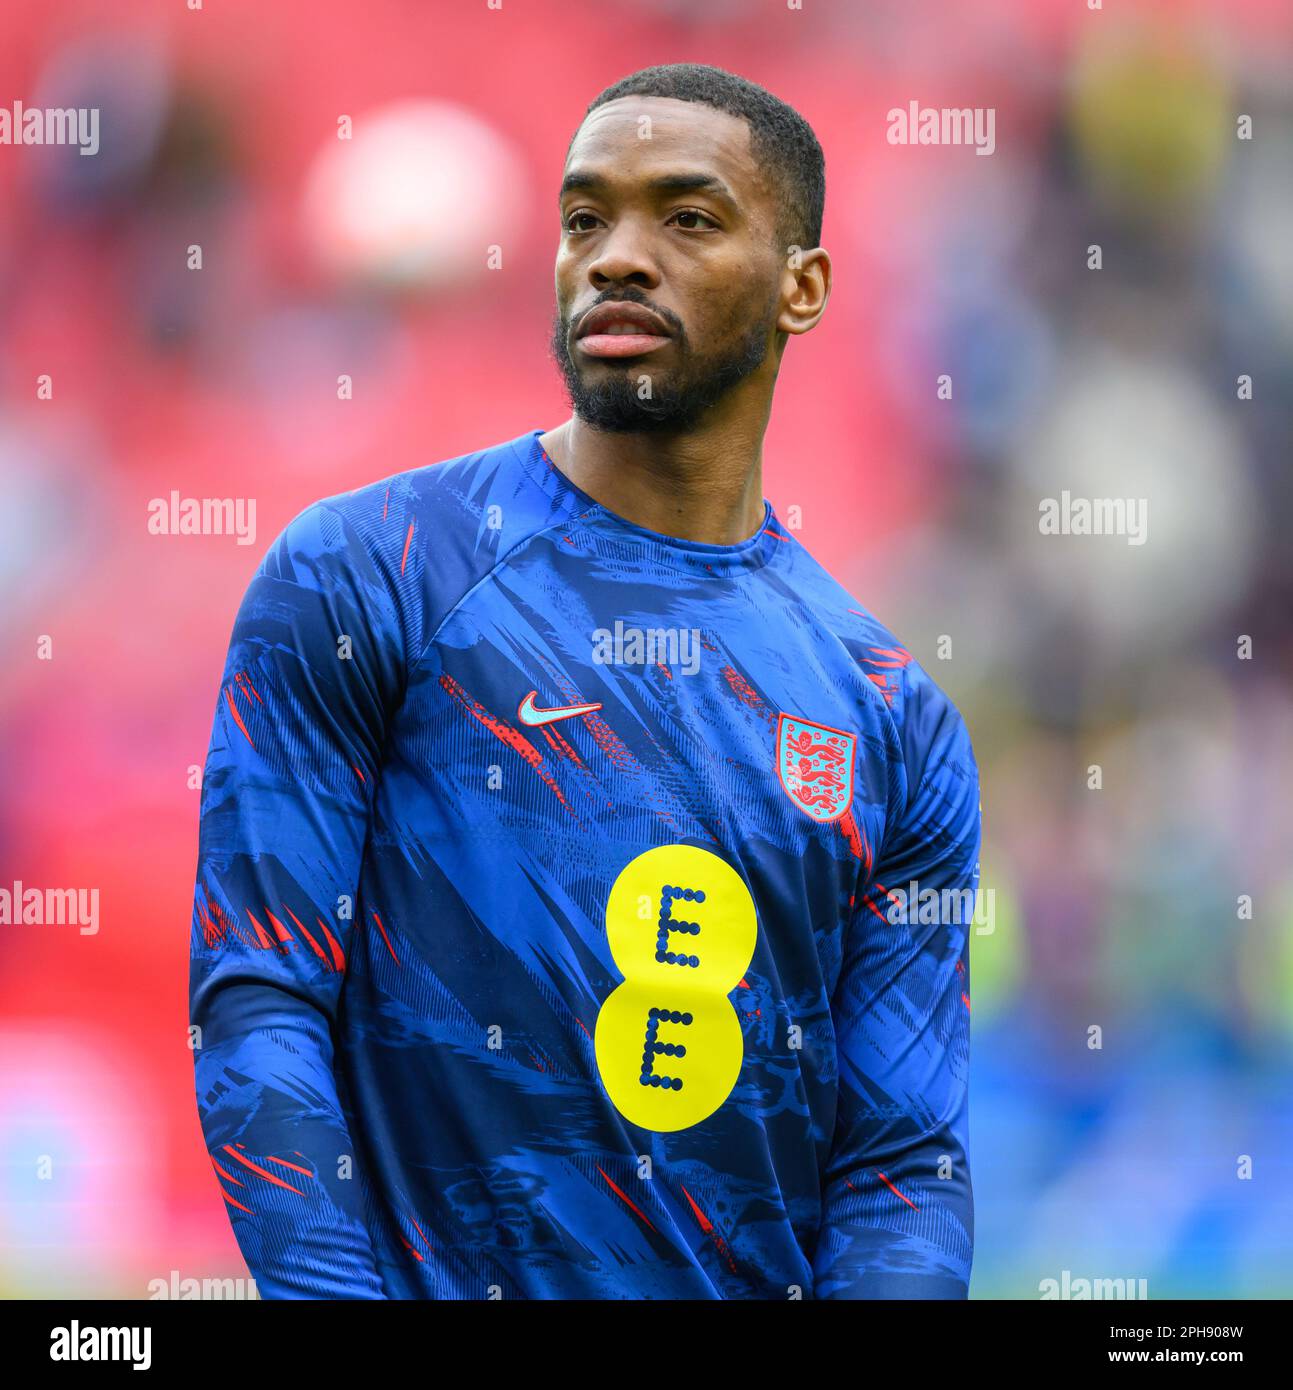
[566,289,685,343]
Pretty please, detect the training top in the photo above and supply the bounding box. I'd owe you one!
[190,427,981,1300]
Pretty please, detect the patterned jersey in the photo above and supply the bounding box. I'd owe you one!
[190,427,980,1300]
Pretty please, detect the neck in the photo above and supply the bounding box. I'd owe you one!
[539,398,769,546]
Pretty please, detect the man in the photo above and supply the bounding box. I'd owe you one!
[191,63,980,1300]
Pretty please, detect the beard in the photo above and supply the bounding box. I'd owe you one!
[549,291,775,434]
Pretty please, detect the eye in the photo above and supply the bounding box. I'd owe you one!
[564,209,601,233]
[668,208,719,231]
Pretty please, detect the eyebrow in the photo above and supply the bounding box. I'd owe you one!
[559,170,738,204]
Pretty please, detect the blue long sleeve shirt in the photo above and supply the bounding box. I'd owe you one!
[190,428,980,1299]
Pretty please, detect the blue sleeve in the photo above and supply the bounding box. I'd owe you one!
[189,498,405,1299]
[813,679,980,1298]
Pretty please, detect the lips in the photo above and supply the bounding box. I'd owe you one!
[575,301,672,359]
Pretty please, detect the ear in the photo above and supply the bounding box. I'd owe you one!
[776,247,832,336]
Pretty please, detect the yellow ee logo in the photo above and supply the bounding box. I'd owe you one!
[594,845,758,1132]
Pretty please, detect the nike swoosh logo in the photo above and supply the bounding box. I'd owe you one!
[517,690,603,727]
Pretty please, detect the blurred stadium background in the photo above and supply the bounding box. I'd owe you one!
[0,0,1290,1299]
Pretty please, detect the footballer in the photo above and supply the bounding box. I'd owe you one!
[191,63,981,1299]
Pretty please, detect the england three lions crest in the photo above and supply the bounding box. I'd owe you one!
[776,714,856,824]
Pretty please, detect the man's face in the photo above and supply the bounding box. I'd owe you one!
[551,96,787,433]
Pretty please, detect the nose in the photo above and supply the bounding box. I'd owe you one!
[586,218,660,292]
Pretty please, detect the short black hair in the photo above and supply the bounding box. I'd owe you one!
[580,63,825,251]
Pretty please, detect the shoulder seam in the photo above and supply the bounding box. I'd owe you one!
[409,513,583,679]
[895,669,971,834]
[315,497,420,698]
[310,439,553,694]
